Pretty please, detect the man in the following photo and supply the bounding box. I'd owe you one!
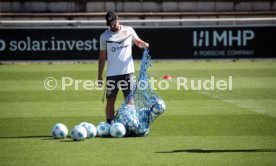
[98,11,149,124]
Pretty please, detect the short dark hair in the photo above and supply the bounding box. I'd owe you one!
[105,11,118,26]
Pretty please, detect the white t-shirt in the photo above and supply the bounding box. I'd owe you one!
[100,25,139,77]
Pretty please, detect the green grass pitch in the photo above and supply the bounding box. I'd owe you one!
[0,60,276,165]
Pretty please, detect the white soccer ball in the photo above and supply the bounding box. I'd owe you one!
[98,121,106,126]
[138,108,150,123]
[135,126,150,137]
[135,108,150,137]
[110,123,126,138]
[51,123,68,139]
[150,99,166,122]
[96,122,111,137]
[126,115,139,132]
[116,104,139,133]
[79,122,97,138]
[79,122,90,126]
[70,125,87,141]
[152,99,166,114]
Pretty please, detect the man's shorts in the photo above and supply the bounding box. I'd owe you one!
[106,73,134,99]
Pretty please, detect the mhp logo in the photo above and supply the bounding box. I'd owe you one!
[193,30,255,47]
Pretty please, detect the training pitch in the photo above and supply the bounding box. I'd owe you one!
[0,60,275,165]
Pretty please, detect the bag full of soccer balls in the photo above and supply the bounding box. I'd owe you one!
[115,49,166,136]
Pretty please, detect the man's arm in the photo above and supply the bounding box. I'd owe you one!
[98,50,107,86]
[128,26,149,49]
[134,38,149,48]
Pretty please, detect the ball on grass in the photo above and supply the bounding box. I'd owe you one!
[51,123,68,139]
[110,123,126,138]
[96,122,111,137]
[70,125,87,141]
[79,122,97,138]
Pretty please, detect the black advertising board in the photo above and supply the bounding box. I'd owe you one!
[0,28,102,60]
[0,26,275,61]
[134,26,276,59]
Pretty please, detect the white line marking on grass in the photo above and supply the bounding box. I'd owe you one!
[200,91,276,118]
[142,69,276,118]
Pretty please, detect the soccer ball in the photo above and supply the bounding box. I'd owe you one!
[110,123,126,138]
[79,122,90,126]
[96,122,111,137]
[154,99,166,113]
[138,108,150,124]
[70,125,87,141]
[125,115,139,132]
[79,122,97,138]
[134,108,150,137]
[115,104,139,133]
[51,123,68,139]
[150,99,166,122]
[135,126,150,137]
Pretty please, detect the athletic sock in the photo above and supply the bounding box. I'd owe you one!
[106,119,112,124]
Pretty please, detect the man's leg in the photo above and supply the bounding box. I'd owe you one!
[105,97,116,124]
[105,75,119,124]
[122,73,135,104]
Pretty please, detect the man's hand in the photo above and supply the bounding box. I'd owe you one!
[143,42,149,48]
[134,39,149,49]
[97,77,103,87]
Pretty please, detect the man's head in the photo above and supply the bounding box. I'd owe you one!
[105,11,120,32]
